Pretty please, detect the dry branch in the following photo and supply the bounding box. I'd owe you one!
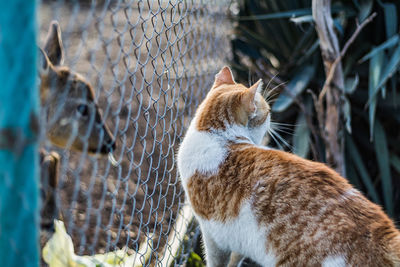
[312,0,376,176]
[312,0,345,175]
[313,0,345,175]
[319,12,377,102]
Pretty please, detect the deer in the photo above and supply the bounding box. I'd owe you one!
[38,21,116,234]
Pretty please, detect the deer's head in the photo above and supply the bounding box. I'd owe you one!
[38,21,115,154]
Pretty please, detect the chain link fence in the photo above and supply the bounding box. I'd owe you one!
[37,0,232,265]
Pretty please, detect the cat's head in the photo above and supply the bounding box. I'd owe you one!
[195,66,271,144]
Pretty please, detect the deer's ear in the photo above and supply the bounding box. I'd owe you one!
[44,20,64,66]
[38,48,50,76]
[242,79,262,113]
[212,66,236,88]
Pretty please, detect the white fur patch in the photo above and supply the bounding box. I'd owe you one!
[249,113,271,145]
[342,188,360,199]
[322,255,347,267]
[177,126,227,181]
[198,201,276,266]
[178,121,260,181]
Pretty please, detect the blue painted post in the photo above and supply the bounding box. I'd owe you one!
[0,0,39,266]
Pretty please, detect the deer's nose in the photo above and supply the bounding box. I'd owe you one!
[100,136,116,154]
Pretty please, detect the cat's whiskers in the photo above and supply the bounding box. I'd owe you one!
[270,121,301,130]
[267,130,284,150]
[270,121,295,133]
[270,121,295,127]
[271,127,294,136]
[263,73,279,97]
[270,125,292,132]
[264,81,287,102]
[268,127,292,150]
[265,93,281,104]
[269,124,294,138]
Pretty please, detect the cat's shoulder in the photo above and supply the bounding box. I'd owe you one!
[177,126,228,180]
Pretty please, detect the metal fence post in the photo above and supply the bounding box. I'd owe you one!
[0,0,39,266]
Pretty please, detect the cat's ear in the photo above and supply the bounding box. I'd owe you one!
[213,66,236,88]
[242,79,263,113]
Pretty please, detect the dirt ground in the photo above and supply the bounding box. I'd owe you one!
[38,0,231,264]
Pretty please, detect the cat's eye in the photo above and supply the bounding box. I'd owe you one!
[77,104,89,117]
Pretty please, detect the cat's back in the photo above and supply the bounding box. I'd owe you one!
[238,144,400,266]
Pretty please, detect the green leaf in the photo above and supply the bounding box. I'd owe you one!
[381,2,398,101]
[358,34,399,63]
[352,0,361,9]
[186,252,204,267]
[290,15,313,24]
[343,96,352,133]
[373,44,400,98]
[381,2,397,39]
[344,75,359,94]
[333,19,344,36]
[381,85,386,98]
[358,0,373,22]
[293,112,310,158]
[296,40,319,66]
[345,153,362,190]
[390,153,400,174]
[345,136,380,204]
[373,120,394,217]
[368,50,384,139]
[272,65,315,112]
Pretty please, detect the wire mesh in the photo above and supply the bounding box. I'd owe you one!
[38,0,232,265]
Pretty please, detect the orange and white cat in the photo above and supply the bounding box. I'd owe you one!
[177,66,400,267]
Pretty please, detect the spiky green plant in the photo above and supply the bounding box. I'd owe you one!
[232,0,400,220]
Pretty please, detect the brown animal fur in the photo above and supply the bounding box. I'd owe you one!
[39,21,116,231]
[179,66,400,266]
[39,21,115,154]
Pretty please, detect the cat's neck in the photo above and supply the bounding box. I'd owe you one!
[210,124,255,144]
